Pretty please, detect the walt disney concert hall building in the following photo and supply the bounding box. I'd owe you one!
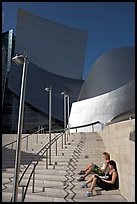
[3,8,87,133]
[69,47,135,131]
[2,8,135,133]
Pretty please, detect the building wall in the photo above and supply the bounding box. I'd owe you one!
[69,47,135,132]
[69,80,135,132]
[8,61,83,122]
[7,8,87,127]
[98,119,135,202]
[2,30,15,108]
[78,47,135,100]
[15,8,88,80]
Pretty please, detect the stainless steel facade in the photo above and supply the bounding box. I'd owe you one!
[78,47,135,100]
[15,9,88,79]
[3,9,134,133]
[69,47,135,132]
[6,9,87,132]
[8,61,84,122]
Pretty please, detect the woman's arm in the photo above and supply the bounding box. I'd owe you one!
[98,161,109,172]
[101,160,110,172]
[101,171,117,184]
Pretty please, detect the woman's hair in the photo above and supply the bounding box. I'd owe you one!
[103,152,110,160]
[109,160,118,172]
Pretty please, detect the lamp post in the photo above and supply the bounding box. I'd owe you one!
[61,91,67,145]
[45,86,52,165]
[12,52,29,202]
[66,94,70,138]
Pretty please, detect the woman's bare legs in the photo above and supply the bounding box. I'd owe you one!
[77,163,94,181]
[85,174,96,185]
[82,163,94,179]
[83,163,94,172]
[89,177,97,192]
[84,176,97,196]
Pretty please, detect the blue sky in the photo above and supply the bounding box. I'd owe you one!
[2,2,135,79]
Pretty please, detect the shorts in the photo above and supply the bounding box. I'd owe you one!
[92,164,105,176]
[95,175,113,190]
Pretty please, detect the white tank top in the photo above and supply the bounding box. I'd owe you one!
[100,163,109,174]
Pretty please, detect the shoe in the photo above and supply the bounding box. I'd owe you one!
[77,176,85,181]
[85,191,93,197]
[81,182,88,188]
[78,170,84,175]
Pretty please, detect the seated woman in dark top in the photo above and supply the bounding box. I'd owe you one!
[77,152,110,181]
[82,160,119,197]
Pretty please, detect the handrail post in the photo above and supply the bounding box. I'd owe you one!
[66,129,68,142]
[55,140,57,156]
[32,164,35,193]
[21,185,25,202]
[26,136,28,151]
[46,150,48,169]
[92,125,94,132]
[42,128,44,138]
[62,133,63,149]
[36,131,38,144]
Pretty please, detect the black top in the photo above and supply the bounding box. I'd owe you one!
[96,171,119,190]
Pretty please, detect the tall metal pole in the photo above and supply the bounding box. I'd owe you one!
[45,86,52,165]
[64,93,66,145]
[67,94,70,137]
[61,91,67,145]
[12,53,28,202]
[49,87,52,165]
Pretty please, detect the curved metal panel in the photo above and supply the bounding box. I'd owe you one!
[15,8,88,79]
[78,47,135,100]
[8,61,83,122]
[69,80,135,132]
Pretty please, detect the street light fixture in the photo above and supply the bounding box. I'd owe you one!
[12,51,29,202]
[65,94,70,138]
[45,86,52,165]
[61,91,67,145]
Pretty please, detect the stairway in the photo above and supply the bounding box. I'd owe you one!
[2,132,127,202]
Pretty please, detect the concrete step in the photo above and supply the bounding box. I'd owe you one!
[2,132,127,202]
[2,191,66,202]
[4,167,67,175]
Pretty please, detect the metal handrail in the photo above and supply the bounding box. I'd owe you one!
[10,130,63,202]
[2,127,45,148]
[9,120,104,201]
[69,120,105,130]
[19,121,104,201]
[18,131,62,183]
[3,120,104,148]
[20,132,63,202]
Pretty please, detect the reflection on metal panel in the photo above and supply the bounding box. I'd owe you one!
[15,8,88,79]
[69,80,135,132]
[8,61,83,122]
[78,47,135,100]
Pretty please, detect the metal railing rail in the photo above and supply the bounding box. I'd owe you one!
[2,120,104,149]
[69,120,105,130]
[21,132,63,202]
[2,127,45,148]
[18,131,62,182]
[9,120,104,202]
[10,130,64,202]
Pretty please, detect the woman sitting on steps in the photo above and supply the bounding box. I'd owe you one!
[82,160,119,197]
[77,152,110,181]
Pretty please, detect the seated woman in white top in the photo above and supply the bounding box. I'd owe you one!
[77,152,110,181]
